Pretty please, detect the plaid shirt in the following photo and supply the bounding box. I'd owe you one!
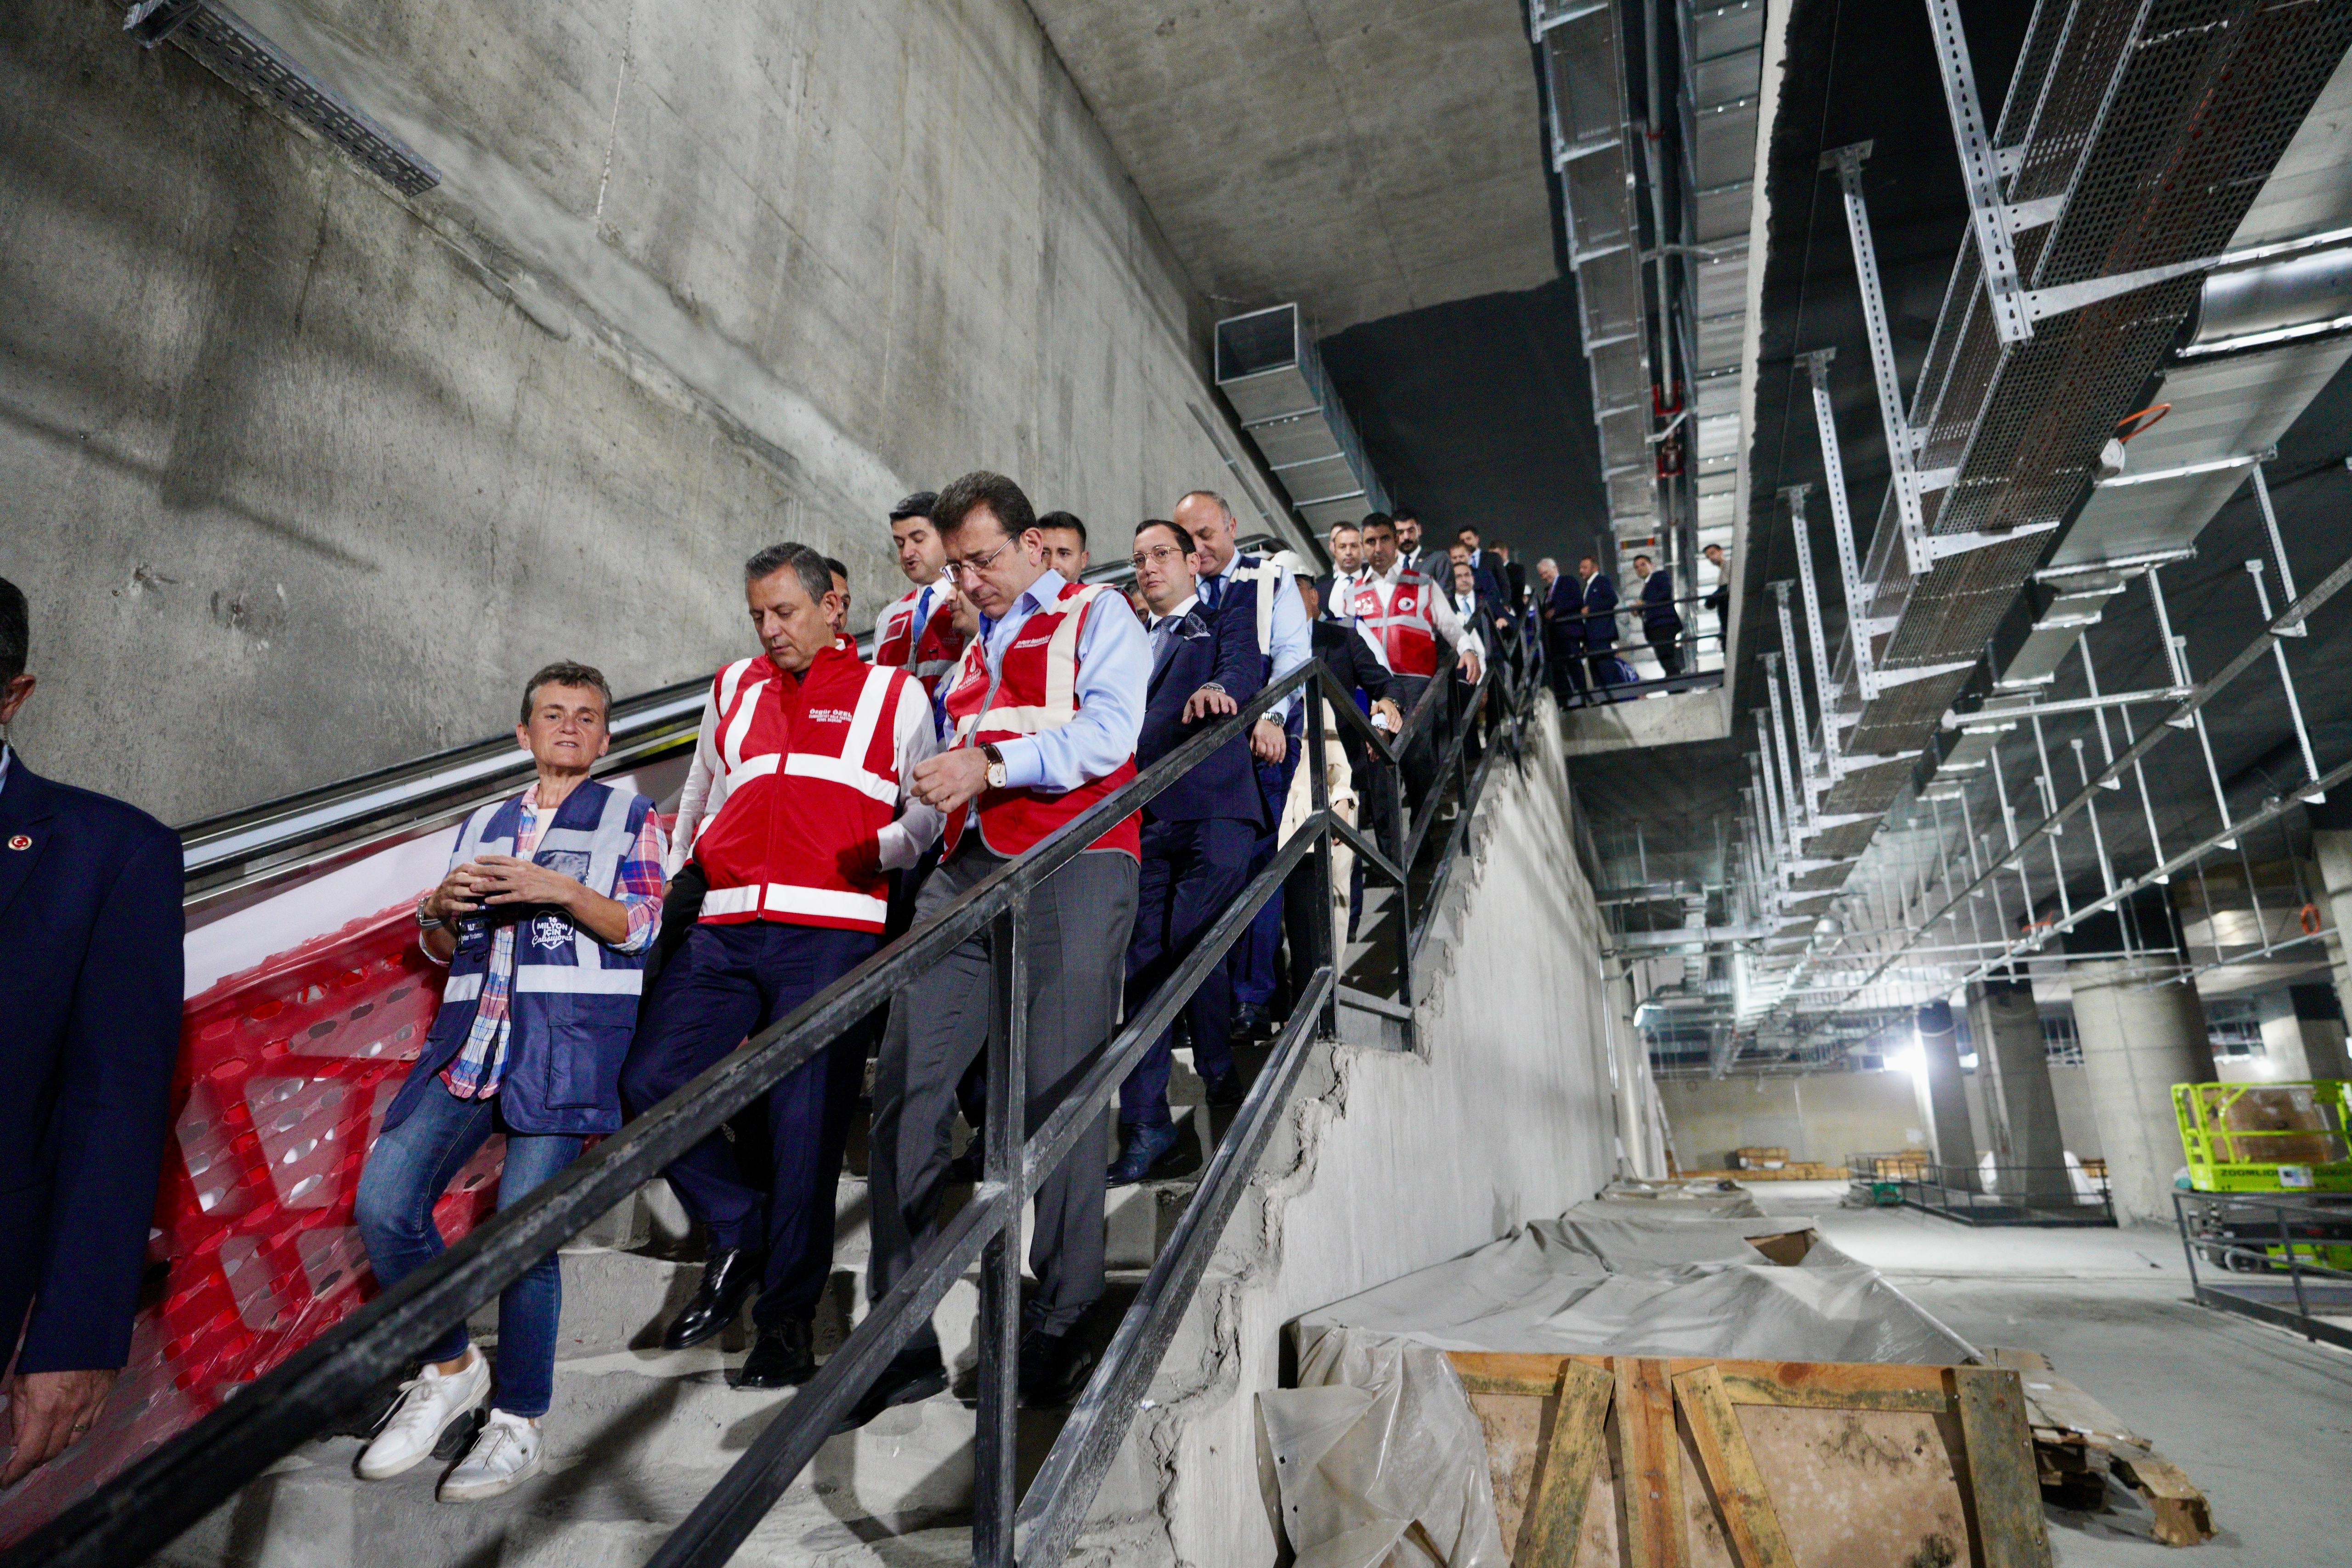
[424,791,667,1100]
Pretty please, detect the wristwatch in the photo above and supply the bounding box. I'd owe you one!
[415,895,447,931]
[981,743,1009,791]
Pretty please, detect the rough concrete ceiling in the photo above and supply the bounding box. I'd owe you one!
[1027,0,1559,333]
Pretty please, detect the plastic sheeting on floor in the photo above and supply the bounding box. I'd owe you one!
[1259,1194,1978,1568]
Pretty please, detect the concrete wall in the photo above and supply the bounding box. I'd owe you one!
[1658,1068,1924,1169]
[1074,701,1633,1565]
[2,0,1280,824]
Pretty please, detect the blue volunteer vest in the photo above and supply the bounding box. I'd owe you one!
[386,779,655,1136]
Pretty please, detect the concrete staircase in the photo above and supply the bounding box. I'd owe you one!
[164,1069,1235,1568]
[167,724,1558,1568]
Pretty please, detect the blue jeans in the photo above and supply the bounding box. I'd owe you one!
[354,1080,582,1418]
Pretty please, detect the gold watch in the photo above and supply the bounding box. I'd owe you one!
[982,743,1009,790]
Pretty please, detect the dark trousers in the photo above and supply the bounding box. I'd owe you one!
[1646,622,1685,679]
[1548,629,1586,705]
[1121,817,1256,1128]
[1391,673,1442,811]
[1231,747,1298,1011]
[867,842,1138,1340]
[886,849,987,1137]
[622,920,877,1325]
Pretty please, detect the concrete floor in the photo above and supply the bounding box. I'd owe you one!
[1747,1181,2352,1565]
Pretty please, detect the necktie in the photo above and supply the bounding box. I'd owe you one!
[916,586,933,629]
[1201,575,1221,611]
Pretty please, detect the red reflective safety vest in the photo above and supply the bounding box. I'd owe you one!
[1351,570,1441,677]
[939,580,1141,860]
[873,579,966,694]
[690,642,915,932]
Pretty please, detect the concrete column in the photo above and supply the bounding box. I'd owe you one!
[2258,984,2351,1080]
[1913,999,1978,1188]
[1969,977,2069,1201]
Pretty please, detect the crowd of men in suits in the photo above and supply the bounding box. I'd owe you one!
[1531,539,1727,704]
[2,482,1727,1506]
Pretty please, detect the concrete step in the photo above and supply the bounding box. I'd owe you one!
[168,1042,1243,1567]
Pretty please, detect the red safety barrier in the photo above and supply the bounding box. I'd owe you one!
[0,893,495,1544]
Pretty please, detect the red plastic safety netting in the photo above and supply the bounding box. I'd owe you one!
[0,894,499,1545]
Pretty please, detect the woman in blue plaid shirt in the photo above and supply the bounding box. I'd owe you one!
[351,661,666,1502]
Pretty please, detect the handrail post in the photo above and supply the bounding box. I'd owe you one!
[1306,671,1340,1043]
[973,891,1029,1568]
[2279,1197,2313,1338]
[1392,705,1419,1052]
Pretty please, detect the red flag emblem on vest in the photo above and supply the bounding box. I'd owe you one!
[6,834,28,851]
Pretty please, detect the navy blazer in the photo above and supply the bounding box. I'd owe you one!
[1638,568,1684,632]
[1137,596,1269,828]
[0,758,184,1373]
[1577,572,1620,649]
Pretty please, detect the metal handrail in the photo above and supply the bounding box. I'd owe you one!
[20,644,1537,1568]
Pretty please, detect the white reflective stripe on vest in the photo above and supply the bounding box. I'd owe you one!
[514,965,650,994]
[702,883,763,917]
[442,972,485,1002]
[718,655,757,716]
[721,670,769,771]
[783,750,896,804]
[724,752,780,791]
[763,884,887,922]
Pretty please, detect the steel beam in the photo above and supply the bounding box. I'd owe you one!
[1819,145,1932,577]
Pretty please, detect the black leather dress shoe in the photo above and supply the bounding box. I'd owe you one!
[734,1319,817,1388]
[1227,1003,1269,1044]
[660,1247,763,1351]
[1016,1326,1101,1409]
[1203,1068,1248,1108]
[832,1344,949,1433]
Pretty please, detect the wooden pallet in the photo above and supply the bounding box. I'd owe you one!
[1983,1348,2215,1546]
[1449,1351,2055,1567]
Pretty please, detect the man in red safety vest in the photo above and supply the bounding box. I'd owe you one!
[1353,513,1483,806]
[871,491,965,694]
[621,542,943,1390]
[846,469,1149,1429]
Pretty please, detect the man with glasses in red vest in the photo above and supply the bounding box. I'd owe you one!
[622,542,943,1390]
[848,470,1148,1426]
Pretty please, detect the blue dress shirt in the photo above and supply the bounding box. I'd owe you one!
[973,569,1148,793]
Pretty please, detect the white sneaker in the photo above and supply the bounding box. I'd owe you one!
[438,1408,543,1502]
[355,1349,491,1480]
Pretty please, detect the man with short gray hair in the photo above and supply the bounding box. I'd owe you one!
[624,541,942,1390]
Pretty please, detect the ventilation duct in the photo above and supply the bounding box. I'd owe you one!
[1214,305,1389,532]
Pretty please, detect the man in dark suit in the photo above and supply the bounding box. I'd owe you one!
[1110,520,1268,1184]
[1537,558,1583,705]
[0,576,183,1485]
[1575,556,1623,699]
[1632,554,1686,680]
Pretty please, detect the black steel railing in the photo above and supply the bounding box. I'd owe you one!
[2176,1189,2352,1351]
[18,638,1539,1568]
[1537,587,1728,706]
[1851,1156,2116,1227]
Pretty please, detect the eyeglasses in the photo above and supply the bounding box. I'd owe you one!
[1129,543,1188,572]
[944,536,1017,582]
